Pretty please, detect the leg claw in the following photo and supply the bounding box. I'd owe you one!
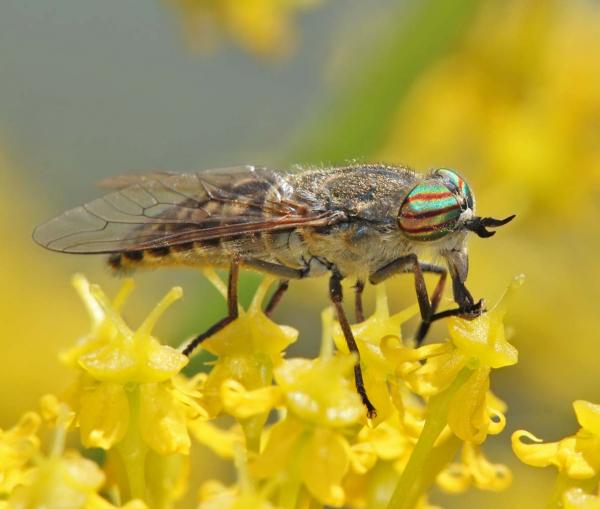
[459,299,485,320]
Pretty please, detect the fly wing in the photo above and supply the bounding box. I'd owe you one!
[33,165,344,254]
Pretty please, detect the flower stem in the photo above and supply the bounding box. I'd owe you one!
[117,386,148,501]
[386,366,474,509]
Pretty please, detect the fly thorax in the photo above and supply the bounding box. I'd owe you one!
[397,168,475,243]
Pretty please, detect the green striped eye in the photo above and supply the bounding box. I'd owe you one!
[434,168,474,210]
[398,179,463,241]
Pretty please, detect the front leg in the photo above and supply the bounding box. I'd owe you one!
[369,254,481,344]
[369,254,435,332]
[440,247,484,319]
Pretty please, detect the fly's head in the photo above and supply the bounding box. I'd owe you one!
[397,168,515,244]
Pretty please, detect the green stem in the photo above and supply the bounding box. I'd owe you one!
[418,434,462,492]
[386,367,474,509]
[242,413,268,454]
[116,386,148,501]
[277,429,311,509]
[291,0,483,162]
[242,355,273,453]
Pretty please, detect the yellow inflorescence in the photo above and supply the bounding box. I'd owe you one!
[0,271,529,509]
[513,400,600,508]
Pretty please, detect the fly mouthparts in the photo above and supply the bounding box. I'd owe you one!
[464,214,516,238]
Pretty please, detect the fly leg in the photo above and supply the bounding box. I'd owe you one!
[424,261,484,325]
[414,263,447,344]
[369,261,447,342]
[370,255,443,346]
[426,278,483,325]
[240,258,309,316]
[354,279,365,323]
[370,254,435,347]
[183,259,240,356]
[241,258,308,279]
[370,255,482,345]
[264,280,289,317]
[184,258,307,356]
[330,270,377,418]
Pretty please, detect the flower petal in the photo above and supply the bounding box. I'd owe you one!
[139,383,190,455]
[512,430,560,468]
[447,276,522,368]
[275,357,363,427]
[447,367,490,443]
[189,421,239,459]
[249,417,304,479]
[300,428,350,507]
[574,401,600,436]
[221,380,281,419]
[462,442,512,491]
[78,383,129,449]
[563,488,600,509]
[437,463,471,493]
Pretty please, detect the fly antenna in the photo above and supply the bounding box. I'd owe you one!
[464,214,516,238]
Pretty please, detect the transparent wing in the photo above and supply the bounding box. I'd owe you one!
[33,165,344,254]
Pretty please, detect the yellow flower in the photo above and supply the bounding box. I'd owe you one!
[189,420,241,459]
[249,354,366,507]
[71,277,188,385]
[166,0,321,56]
[0,412,40,495]
[200,273,297,418]
[58,276,207,506]
[563,488,600,509]
[8,452,113,509]
[250,415,351,507]
[220,380,282,420]
[355,413,416,471]
[145,452,189,509]
[197,480,278,509]
[61,276,135,369]
[7,401,146,509]
[275,355,363,427]
[331,284,418,424]
[65,276,206,454]
[437,442,512,493]
[383,276,521,444]
[513,400,600,479]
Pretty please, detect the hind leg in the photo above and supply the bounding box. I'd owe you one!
[184,258,307,356]
[183,260,240,356]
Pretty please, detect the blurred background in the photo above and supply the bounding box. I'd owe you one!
[1,0,599,507]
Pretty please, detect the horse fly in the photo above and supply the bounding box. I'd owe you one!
[34,164,515,417]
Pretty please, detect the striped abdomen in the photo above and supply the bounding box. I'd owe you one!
[107,228,306,273]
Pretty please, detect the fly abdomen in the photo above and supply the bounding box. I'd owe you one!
[107,236,253,272]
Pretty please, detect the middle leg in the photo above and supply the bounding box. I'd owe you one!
[330,271,377,418]
[354,279,365,323]
[264,280,289,317]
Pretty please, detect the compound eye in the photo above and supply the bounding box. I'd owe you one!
[434,168,474,210]
[398,181,462,241]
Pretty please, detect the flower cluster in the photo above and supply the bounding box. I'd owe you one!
[0,270,524,509]
[513,400,600,508]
